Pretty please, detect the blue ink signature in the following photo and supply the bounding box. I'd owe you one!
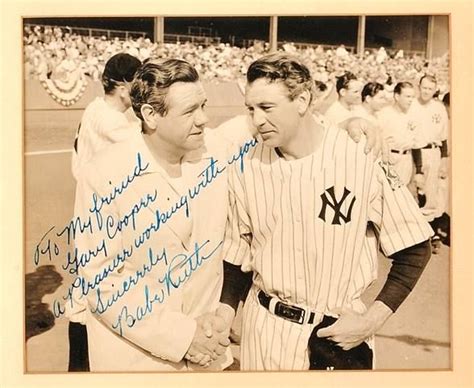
[54,244,135,318]
[56,215,94,246]
[89,152,150,216]
[34,226,60,265]
[189,157,227,199]
[111,239,223,336]
[61,238,108,275]
[227,138,258,172]
[105,190,158,240]
[90,246,168,315]
[158,239,223,295]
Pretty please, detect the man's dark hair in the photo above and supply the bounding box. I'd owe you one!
[102,53,142,94]
[394,81,414,95]
[315,80,328,93]
[442,92,450,107]
[361,82,384,102]
[246,52,315,102]
[335,71,357,94]
[130,58,199,120]
[419,74,437,86]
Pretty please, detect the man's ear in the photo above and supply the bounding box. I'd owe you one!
[296,89,312,115]
[339,88,347,99]
[118,85,129,99]
[141,104,158,130]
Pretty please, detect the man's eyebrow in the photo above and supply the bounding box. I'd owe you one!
[245,101,276,107]
[182,98,207,113]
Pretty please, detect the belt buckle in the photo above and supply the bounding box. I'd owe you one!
[275,302,305,324]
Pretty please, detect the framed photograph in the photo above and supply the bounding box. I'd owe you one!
[1,1,472,387]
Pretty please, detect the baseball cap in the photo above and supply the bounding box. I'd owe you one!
[103,53,142,83]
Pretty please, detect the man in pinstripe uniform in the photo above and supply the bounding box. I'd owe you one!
[216,53,433,370]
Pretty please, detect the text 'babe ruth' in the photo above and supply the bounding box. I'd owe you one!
[217,53,433,371]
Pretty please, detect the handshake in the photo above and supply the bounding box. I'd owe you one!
[184,303,235,368]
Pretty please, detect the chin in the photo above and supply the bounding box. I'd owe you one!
[259,132,280,146]
[187,137,205,150]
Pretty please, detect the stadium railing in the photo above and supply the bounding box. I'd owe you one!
[24,23,148,40]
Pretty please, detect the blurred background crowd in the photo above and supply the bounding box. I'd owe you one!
[23,24,449,97]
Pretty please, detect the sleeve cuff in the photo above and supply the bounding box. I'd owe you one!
[150,313,197,363]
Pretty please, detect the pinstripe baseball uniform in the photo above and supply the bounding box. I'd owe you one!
[408,98,449,221]
[222,121,433,371]
[376,104,422,185]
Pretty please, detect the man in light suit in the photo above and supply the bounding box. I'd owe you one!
[72,59,233,371]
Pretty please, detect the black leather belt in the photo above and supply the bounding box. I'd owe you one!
[258,290,315,324]
[423,143,440,149]
[391,149,411,155]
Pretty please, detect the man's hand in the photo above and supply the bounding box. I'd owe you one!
[439,158,448,179]
[215,303,236,330]
[317,302,392,350]
[184,311,232,367]
[342,117,389,163]
[413,173,425,190]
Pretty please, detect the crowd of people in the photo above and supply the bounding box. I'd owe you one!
[24,24,449,96]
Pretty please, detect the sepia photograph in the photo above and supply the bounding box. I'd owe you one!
[1,0,474,386]
[22,13,453,374]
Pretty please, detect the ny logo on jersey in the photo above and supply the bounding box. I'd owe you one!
[318,186,356,225]
[432,113,441,124]
[407,121,416,131]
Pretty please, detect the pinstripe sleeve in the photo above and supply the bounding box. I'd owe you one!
[368,161,434,256]
[222,162,253,270]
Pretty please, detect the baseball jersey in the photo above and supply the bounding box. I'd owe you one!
[377,104,422,151]
[408,99,448,147]
[376,104,423,185]
[71,97,141,180]
[324,100,366,125]
[222,120,433,370]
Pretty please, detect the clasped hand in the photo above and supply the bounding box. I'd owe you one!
[184,308,233,367]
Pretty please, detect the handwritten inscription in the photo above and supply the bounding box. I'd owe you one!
[112,240,223,336]
[33,138,258,335]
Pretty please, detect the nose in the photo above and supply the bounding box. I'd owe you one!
[252,108,266,128]
[194,107,209,128]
